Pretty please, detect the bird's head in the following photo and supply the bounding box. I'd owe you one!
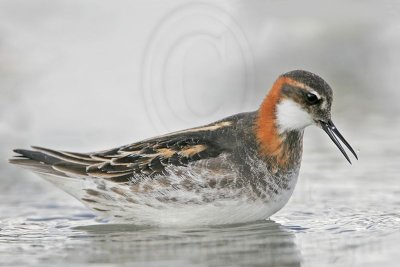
[257,70,357,163]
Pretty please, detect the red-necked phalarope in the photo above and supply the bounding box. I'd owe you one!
[10,70,358,226]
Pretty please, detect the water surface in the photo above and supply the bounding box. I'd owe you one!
[1,115,400,267]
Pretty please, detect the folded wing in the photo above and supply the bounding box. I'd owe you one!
[10,132,227,183]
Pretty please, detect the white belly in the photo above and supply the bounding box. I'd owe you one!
[37,159,299,226]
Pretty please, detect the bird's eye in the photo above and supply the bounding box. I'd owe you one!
[306,93,320,105]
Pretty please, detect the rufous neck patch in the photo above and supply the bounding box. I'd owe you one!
[255,76,289,159]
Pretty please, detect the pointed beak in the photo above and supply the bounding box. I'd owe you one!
[320,120,358,164]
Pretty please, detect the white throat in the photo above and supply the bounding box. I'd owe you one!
[276,99,313,133]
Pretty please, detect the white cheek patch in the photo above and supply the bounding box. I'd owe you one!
[276,99,313,133]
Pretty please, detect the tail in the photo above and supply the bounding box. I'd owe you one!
[9,146,97,178]
[11,147,61,176]
[10,146,139,220]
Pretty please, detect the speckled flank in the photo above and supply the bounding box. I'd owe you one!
[70,152,300,225]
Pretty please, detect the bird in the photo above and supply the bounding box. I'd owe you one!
[9,70,358,226]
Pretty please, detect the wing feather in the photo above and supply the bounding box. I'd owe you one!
[11,133,227,183]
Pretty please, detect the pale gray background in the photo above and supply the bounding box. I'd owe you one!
[1,1,400,267]
[1,0,398,152]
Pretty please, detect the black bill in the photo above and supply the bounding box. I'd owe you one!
[320,120,358,164]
